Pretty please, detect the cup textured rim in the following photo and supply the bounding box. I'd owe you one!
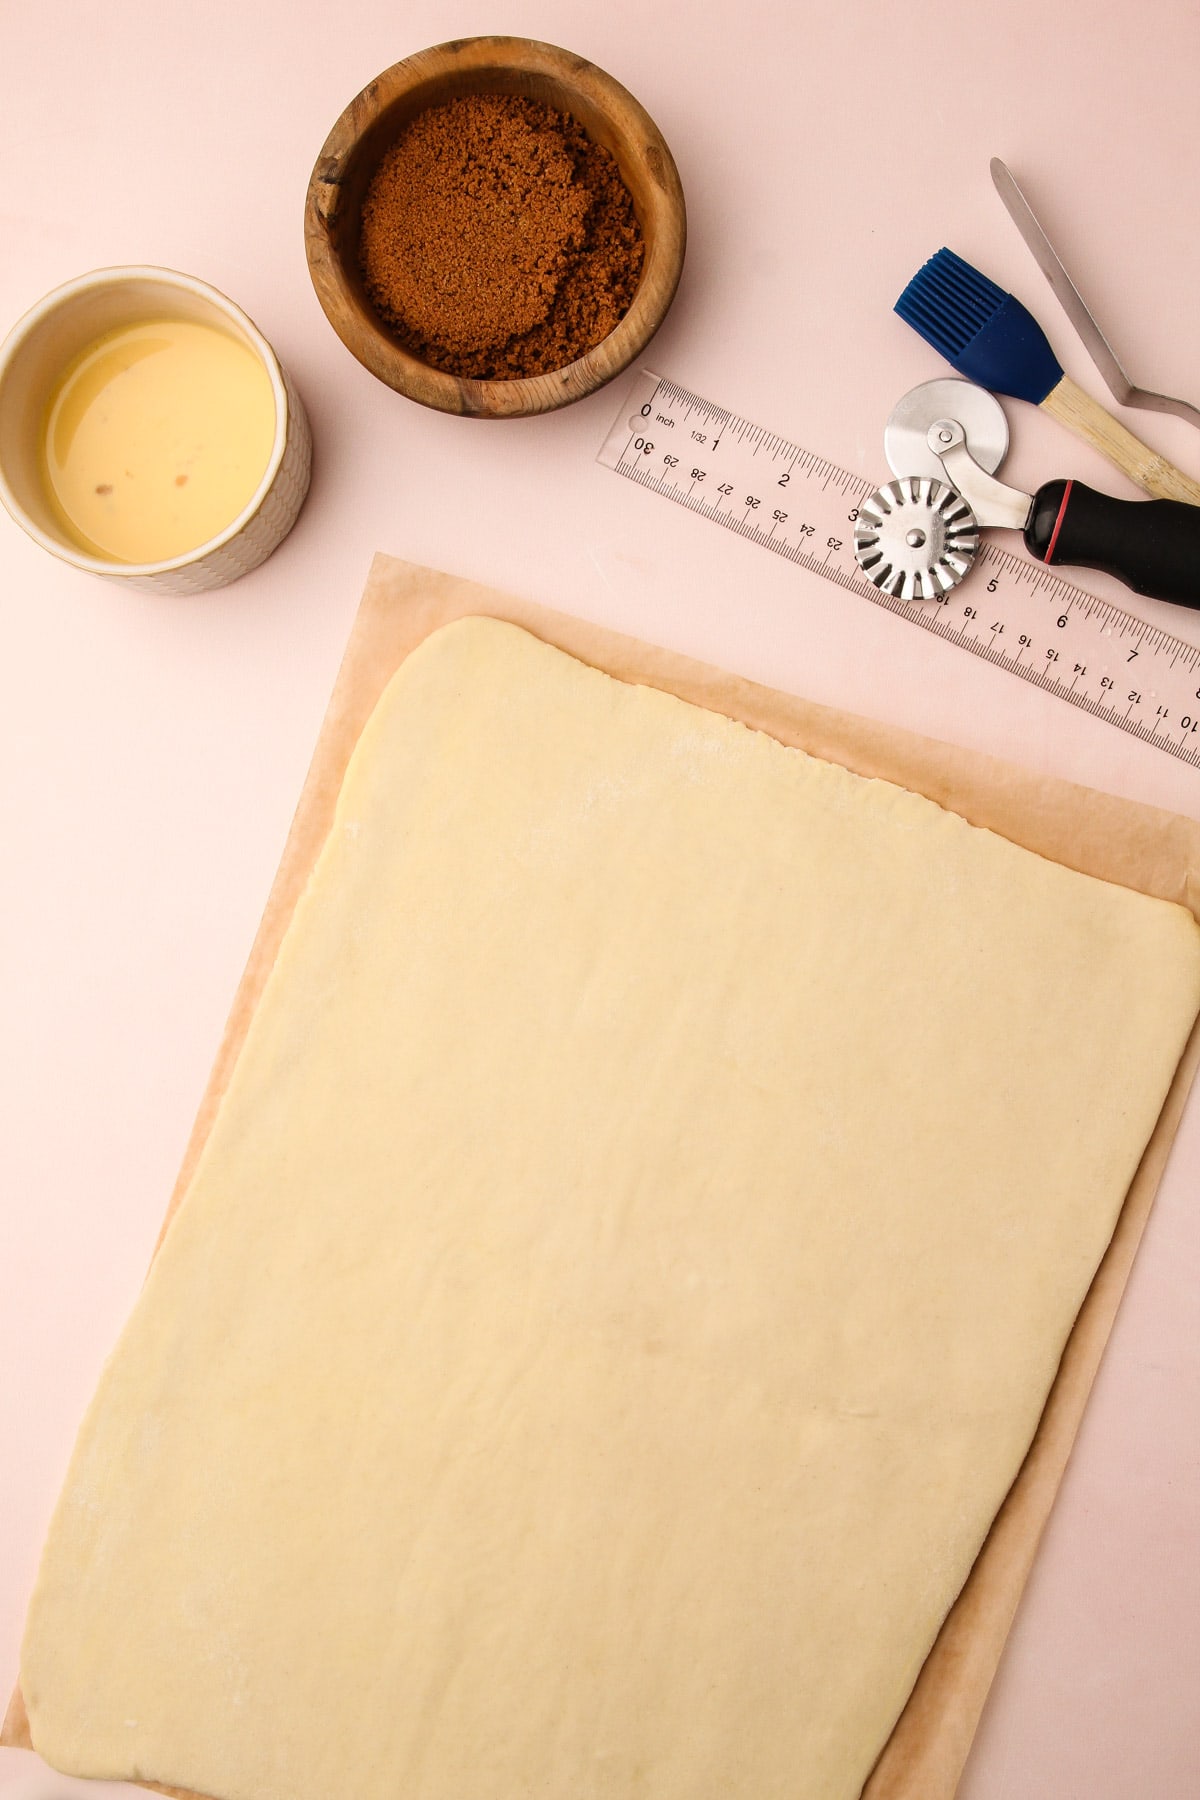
[0,265,291,576]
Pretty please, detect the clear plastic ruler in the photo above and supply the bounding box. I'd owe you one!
[598,370,1200,770]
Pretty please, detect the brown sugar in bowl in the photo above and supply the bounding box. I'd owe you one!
[304,37,686,419]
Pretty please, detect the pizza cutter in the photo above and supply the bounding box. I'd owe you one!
[854,377,1200,607]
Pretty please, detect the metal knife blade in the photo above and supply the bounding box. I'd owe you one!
[989,159,1129,397]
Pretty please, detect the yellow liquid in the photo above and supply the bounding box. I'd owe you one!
[41,318,276,563]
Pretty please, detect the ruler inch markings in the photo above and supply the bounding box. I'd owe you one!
[598,371,1200,769]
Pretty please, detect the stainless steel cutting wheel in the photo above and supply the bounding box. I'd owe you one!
[883,378,1009,483]
[853,477,979,601]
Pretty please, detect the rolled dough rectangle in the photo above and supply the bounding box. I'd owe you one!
[9,554,1200,1792]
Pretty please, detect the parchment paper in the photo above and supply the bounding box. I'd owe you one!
[7,552,1200,1800]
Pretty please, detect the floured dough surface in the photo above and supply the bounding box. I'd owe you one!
[22,619,1200,1800]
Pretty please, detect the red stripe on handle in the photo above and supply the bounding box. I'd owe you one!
[1044,478,1073,564]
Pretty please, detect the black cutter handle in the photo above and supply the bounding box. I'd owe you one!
[1025,480,1200,607]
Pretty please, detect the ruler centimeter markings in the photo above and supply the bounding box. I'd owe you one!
[598,371,1200,770]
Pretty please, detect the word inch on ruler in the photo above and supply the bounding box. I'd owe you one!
[598,371,1200,770]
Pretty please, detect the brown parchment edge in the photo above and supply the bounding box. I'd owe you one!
[7,552,1200,1800]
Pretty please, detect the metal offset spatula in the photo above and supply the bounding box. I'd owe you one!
[990,158,1200,434]
[854,378,1200,606]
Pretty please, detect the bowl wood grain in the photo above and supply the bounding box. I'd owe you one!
[304,37,686,419]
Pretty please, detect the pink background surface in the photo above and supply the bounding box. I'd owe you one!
[2,2,1199,1795]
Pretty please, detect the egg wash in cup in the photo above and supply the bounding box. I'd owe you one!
[0,267,312,593]
[41,317,276,564]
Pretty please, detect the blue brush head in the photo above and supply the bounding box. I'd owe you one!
[895,248,1063,405]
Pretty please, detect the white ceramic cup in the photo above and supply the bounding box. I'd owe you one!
[0,266,312,594]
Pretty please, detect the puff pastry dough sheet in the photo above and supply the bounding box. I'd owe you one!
[22,618,1200,1800]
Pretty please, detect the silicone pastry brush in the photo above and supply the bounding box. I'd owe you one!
[895,249,1200,506]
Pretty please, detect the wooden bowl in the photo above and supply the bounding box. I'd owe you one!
[304,37,686,419]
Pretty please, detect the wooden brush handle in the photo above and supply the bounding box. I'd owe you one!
[1041,375,1200,504]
